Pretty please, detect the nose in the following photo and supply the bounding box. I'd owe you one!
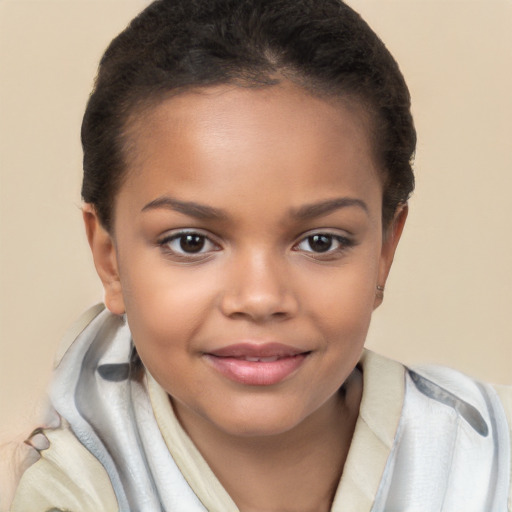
[219,249,298,322]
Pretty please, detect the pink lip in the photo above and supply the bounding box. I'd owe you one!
[204,343,310,386]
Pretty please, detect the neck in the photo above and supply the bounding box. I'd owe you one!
[173,367,363,512]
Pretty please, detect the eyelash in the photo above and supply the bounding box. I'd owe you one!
[158,230,221,261]
[157,230,354,261]
[293,233,354,260]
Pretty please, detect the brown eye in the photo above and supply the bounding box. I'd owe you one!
[294,232,353,257]
[307,234,333,253]
[160,231,219,257]
[180,234,206,253]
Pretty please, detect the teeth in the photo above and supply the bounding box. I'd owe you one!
[244,356,279,362]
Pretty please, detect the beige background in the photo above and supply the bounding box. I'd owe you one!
[1,0,511,447]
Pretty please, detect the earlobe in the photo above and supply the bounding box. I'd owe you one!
[374,204,408,309]
[82,204,125,315]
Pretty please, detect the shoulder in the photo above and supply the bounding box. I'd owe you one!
[10,419,118,512]
[493,383,512,511]
[405,363,512,511]
[408,363,512,439]
[10,305,119,512]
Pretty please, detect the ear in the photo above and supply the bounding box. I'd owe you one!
[82,204,125,315]
[374,203,408,309]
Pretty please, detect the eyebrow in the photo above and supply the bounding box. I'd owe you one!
[141,196,228,220]
[141,195,368,221]
[292,197,369,220]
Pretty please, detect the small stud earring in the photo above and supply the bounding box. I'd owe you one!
[376,284,385,299]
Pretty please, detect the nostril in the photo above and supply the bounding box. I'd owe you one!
[226,309,291,322]
[220,291,297,322]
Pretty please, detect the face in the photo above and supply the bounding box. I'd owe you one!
[85,82,406,438]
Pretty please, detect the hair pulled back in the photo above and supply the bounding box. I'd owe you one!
[81,0,415,231]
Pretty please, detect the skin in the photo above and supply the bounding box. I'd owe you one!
[84,81,407,511]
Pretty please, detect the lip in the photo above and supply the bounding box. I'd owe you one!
[203,343,310,386]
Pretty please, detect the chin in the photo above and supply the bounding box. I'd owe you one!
[210,404,308,439]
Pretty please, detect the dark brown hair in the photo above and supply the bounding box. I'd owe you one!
[81,0,415,231]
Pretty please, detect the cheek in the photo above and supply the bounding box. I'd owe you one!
[298,258,379,330]
[119,260,218,365]
[120,246,218,317]
[125,286,209,400]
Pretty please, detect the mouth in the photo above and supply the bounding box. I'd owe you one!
[203,343,311,386]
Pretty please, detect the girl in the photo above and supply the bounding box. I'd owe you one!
[9,0,512,510]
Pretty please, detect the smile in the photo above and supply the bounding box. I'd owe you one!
[203,343,310,386]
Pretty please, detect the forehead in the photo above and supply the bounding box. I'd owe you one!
[118,82,382,219]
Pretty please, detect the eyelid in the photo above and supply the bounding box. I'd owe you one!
[157,227,219,241]
[293,228,353,244]
[292,229,355,257]
[157,229,221,258]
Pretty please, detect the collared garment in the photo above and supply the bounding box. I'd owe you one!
[10,305,512,512]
